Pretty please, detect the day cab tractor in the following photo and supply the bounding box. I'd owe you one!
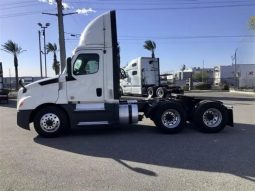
[17,11,233,137]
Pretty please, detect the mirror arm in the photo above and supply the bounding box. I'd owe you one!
[66,57,76,81]
[18,79,27,93]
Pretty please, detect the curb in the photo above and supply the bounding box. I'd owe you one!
[184,90,228,93]
[229,89,255,95]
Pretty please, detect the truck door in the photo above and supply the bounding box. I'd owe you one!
[66,50,104,102]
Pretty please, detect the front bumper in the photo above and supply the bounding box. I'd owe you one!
[17,110,32,130]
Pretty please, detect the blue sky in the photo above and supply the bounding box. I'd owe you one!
[0,0,254,77]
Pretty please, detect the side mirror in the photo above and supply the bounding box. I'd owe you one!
[120,68,127,79]
[66,57,76,81]
[18,79,27,93]
[67,57,71,76]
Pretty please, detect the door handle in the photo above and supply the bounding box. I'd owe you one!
[96,88,102,97]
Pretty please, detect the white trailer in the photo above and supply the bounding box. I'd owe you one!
[17,11,233,137]
[120,57,183,98]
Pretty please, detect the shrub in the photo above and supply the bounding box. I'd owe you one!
[0,88,9,95]
[222,84,229,90]
[194,83,211,90]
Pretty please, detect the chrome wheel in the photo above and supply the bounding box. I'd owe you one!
[40,113,60,132]
[202,108,222,128]
[161,109,181,129]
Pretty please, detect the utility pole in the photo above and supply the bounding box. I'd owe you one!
[202,60,204,83]
[234,49,238,89]
[38,30,43,78]
[42,1,77,72]
[43,29,47,77]
[56,0,66,73]
[9,68,11,89]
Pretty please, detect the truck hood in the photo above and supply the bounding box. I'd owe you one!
[17,77,60,110]
[24,77,58,89]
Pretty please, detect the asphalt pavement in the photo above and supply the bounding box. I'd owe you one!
[0,91,255,191]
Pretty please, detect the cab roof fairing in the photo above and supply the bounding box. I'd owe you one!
[72,11,114,55]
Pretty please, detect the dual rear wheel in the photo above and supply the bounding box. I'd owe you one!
[153,101,228,134]
[147,87,166,98]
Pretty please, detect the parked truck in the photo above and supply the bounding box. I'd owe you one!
[120,57,183,98]
[17,11,233,137]
[0,62,8,103]
[0,62,3,91]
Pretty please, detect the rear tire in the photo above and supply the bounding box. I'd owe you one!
[153,102,186,134]
[194,101,228,133]
[147,87,154,98]
[34,106,68,137]
[156,87,166,98]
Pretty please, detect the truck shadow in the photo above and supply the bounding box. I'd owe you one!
[34,123,255,181]
[188,96,255,102]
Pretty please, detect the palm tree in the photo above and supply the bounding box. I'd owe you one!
[143,40,156,58]
[46,42,60,75]
[249,16,255,30]
[1,40,25,90]
[181,64,186,71]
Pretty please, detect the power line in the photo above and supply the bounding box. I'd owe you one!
[119,35,255,40]
[0,9,55,19]
[69,0,255,7]
[68,0,255,4]
[0,0,35,7]
[0,3,45,10]
[94,3,255,11]
[0,2,254,19]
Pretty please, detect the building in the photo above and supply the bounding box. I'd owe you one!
[174,68,193,81]
[214,65,235,86]
[160,73,175,84]
[192,67,214,83]
[236,64,255,88]
[214,64,255,88]
[3,76,43,89]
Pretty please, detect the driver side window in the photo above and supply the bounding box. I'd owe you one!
[73,54,99,75]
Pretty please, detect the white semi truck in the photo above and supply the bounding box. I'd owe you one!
[17,11,233,137]
[120,57,183,98]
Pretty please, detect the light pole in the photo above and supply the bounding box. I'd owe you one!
[38,30,43,78]
[38,22,50,77]
[234,49,238,89]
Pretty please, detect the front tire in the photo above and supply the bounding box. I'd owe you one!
[34,106,68,137]
[194,101,228,133]
[153,102,186,134]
